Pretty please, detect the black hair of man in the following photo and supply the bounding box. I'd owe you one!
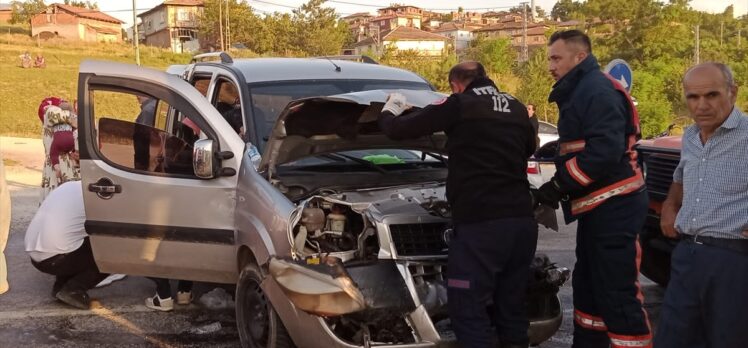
[448,61,488,86]
[548,29,592,53]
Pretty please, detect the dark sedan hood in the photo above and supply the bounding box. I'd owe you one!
[259,89,449,174]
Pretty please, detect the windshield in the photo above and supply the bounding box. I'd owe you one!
[248,79,432,149]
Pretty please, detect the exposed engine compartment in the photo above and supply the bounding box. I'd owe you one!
[289,196,380,262]
[271,186,568,346]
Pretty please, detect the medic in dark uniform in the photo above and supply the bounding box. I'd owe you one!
[379,62,537,348]
[536,30,652,348]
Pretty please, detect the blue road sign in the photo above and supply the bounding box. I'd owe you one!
[603,59,633,93]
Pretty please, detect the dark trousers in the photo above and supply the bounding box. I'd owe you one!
[571,191,652,348]
[31,237,107,293]
[447,217,538,347]
[148,277,193,299]
[654,240,748,348]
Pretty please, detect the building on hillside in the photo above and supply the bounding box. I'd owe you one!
[30,3,123,42]
[137,0,204,53]
[370,13,422,31]
[431,22,482,53]
[342,12,374,42]
[450,11,482,24]
[545,20,582,30]
[510,26,547,47]
[473,22,549,60]
[370,4,424,31]
[377,5,423,17]
[353,26,449,56]
[0,3,11,24]
[473,22,547,41]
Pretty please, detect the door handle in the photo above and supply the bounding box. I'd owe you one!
[88,184,121,194]
[89,178,122,199]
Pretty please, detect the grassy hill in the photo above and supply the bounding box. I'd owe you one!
[0,25,193,137]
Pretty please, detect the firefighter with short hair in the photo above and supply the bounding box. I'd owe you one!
[379,61,537,348]
[535,30,652,348]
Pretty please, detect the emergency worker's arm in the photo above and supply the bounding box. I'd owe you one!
[555,91,628,193]
[379,95,460,141]
[660,182,682,239]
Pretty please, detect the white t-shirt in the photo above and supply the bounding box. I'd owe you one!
[25,181,86,262]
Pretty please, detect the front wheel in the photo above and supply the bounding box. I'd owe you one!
[236,263,295,348]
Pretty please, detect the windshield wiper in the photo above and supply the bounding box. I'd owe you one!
[320,153,388,174]
[421,151,447,165]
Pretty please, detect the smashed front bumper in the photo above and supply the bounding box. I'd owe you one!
[268,255,568,346]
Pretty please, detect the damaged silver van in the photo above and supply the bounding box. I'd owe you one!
[76,56,568,348]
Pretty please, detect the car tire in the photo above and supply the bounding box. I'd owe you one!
[639,234,671,287]
[236,263,295,348]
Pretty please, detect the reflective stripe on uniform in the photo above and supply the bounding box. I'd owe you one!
[559,140,586,155]
[565,157,593,186]
[570,172,644,215]
[574,309,607,331]
[608,332,652,348]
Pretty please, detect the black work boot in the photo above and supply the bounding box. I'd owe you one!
[55,288,91,309]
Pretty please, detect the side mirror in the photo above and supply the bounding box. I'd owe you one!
[193,139,215,179]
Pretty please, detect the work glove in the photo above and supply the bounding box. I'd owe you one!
[536,177,565,209]
[382,93,408,116]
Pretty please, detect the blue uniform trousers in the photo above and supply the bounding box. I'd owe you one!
[447,217,538,348]
[654,239,748,348]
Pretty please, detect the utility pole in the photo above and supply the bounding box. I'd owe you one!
[218,0,224,51]
[530,0,536,22]
[720,21,723,48]
[739,29,742,48]
[226,0,230,50]
[132,0,140,66]
[521,2,528,62]
[694,25,700,65]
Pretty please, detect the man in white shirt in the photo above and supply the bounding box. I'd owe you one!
[25,181,107,309]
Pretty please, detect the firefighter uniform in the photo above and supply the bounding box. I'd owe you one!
[546,55,652,348]
[379,75,537,347]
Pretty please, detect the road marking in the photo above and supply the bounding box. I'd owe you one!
[0,302,165,321]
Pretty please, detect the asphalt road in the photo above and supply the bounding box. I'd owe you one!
[0,136,665,347]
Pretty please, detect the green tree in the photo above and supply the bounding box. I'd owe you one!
[291,0,349,56]
[63,0,98,9]
[9,0,46,24]
[516,47,558,123]
[634,71,673,137]
[464,37,515,76]
[200,0,261,52]
[551,0,583,21]
[379,49,457,92]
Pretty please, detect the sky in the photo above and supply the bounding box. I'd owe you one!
[14,0,748,27]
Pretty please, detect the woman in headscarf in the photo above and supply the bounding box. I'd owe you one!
[39,97,80,203]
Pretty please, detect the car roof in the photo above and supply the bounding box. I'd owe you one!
[212,58,431,85]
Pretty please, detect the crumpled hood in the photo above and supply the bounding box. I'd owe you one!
[259,89,449,174]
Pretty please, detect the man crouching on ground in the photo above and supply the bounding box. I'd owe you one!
[25,181,109,309]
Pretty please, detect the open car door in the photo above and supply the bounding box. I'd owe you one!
[76,60,245,283]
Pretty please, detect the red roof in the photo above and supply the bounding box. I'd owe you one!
[48,3,124,24]
[355,26,449,47]
[138,0,204,18]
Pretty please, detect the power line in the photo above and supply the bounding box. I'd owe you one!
[249,0,515,12]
